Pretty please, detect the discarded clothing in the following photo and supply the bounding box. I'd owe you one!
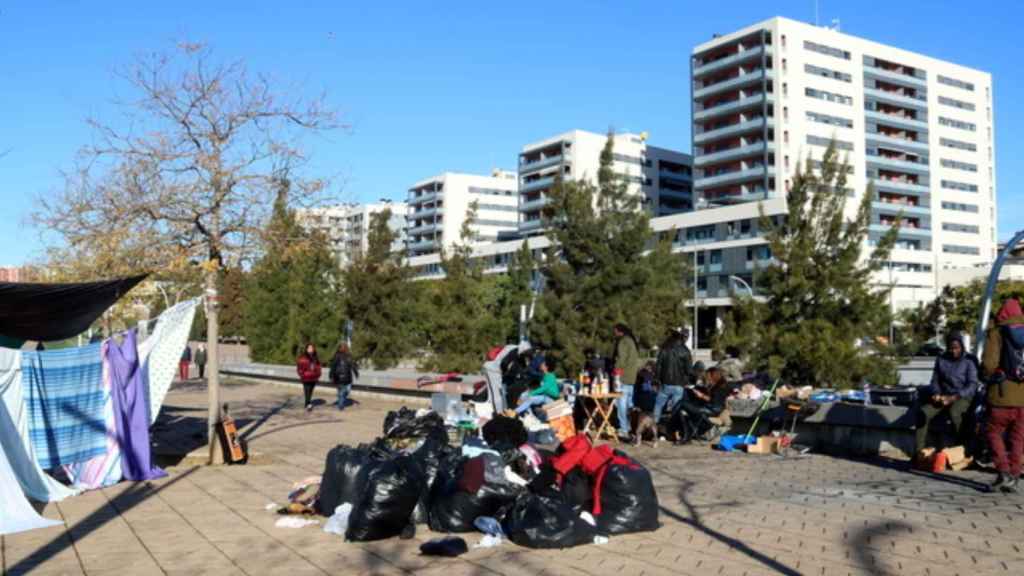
[0,432,63,535]
[0,348,78,502]
[275,517,319,529]
[109,331,166,481]
[63,339,123,490]
[23,342,108,469]
[420,537,468,557]
[138,299,199,424]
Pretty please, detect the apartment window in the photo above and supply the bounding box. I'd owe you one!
[805,63,852,83]
[942,201,979,213]
[939,137,977,152]
[943,223,980,234]
[612,153,644,165]
[783,130,789,144]
[782,58,787,72]
[804,40,850,60]
[781,34,786,48]
[469,186,516,196]
[783,106,789,120]
[943,244,981,255]
[782,82,788,96]
[942,179,978,192]
[806,110,853,128]
[938,95,976,111]
[938,116,976,132]
[806,135,854,150]
[741,219,752,235]
[937,75,975,91]
[941,159,978,172]
[805,87,853,105]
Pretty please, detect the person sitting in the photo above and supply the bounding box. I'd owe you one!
[513,358,561,417]
[673,366,734,440]
[914,332,978,458]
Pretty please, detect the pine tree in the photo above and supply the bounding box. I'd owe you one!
[720,142,899,388]
[342,209,420,369]
[531,132,690,375]
[493,240,535,342]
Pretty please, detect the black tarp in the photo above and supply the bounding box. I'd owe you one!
[0,275,147,342]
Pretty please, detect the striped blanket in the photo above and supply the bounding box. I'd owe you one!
[23,343,108,469]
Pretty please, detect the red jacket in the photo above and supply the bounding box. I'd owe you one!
[296,354,322,383]
[551,434,634,515]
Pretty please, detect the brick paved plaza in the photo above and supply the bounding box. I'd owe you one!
[4,379,1024,576]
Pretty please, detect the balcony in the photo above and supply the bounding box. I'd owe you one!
[871,201,931,217]
[520,196,551,213]
[520,153,564,174]
[870,223,932,238]
[409,207,440,220]
[694,117,768,144]
[519,219,545,233]
[865,109,928,131]
[408,191,440,205]
[864,66,927,89]
[693,69,773,99]
[864,87,927,110]
[693,45,771,78]
[407,239,440,253]
[866,155,930,175]
[865,131,929,152]
[659,187,693,198]
[406,223,438,236]
[873,178,929,195]
[695,165,773,189]
[694,92,772,122]
[695,142,771,166]
[520,175,556,193]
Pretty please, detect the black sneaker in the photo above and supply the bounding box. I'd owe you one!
[1001,477,1018,494]
[991,472,1008,492]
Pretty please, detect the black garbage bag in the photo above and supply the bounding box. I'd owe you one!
[345,454,427,541]
[596,461,659,535]
[410,435,459,524]
[503,493,597,549]
[427,467,522,533]
[384,408,447,440]
[383,407,417,436]
[561,468,594,512]
[318,445,373,515]
[482,415,528,449]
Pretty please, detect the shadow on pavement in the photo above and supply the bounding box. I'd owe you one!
[849,520,913,576]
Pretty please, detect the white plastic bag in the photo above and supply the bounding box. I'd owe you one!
[323,503,352,536]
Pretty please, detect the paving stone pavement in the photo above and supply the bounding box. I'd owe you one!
[4,379,1024,576]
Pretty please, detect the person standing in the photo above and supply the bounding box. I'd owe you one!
[296,343,322,412]
[612,323,641,441]
[914,332,978,456]
[982,298,1024,493]
[179,345,192,381]
[194,344,208,380]
[329,343,359,410]
[653,327,693,425]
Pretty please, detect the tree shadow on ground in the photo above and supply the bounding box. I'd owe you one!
[849,520,914,576]
[665,479,802,576]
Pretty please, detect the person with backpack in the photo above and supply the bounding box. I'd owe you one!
[612,323,641,441]
[329,343,359,410]
[653,327,693,425]
[982,298,1024,493]
[915,332,978,456]
[296,343,322,412]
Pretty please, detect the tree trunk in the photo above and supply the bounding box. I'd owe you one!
[206,212,224,465]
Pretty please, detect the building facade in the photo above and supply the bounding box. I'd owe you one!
[406,170,519,256]
[517,130,693,235]
[299,201,407,267]
[691,16,996,310]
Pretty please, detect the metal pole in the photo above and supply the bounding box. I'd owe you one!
[729,275,754,298]
[976,229,1024,358]
[206,209,223,466]
[693,250,699,350]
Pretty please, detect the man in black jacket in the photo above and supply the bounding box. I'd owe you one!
[329,344,359,410]
[653,327,693,424]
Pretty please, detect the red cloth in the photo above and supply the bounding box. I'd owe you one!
[458,457,486,493]
[552,434,593,477]
[988,407,1024,477]
[487,346,504,361]
[296,355,322,383]
[998,299,1024,324]
[550,435,636,516]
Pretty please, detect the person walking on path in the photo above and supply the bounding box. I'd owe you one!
[653,327,693,425]
[329,343,359,410]
[915,332,978,456]
[179,345,191,381]
[612,323,641,441]
[194,344,208,380]
[982,298,1024,493]
[296,343,322,412]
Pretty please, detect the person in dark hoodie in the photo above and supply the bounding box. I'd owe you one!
[915,332,978,456]
[982,297,1024,493]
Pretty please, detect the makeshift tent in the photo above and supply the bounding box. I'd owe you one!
[0,432,63,535]
[0,275,146,342]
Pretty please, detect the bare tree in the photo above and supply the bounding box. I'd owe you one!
[35,41,344,463]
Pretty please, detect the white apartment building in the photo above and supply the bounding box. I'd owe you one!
[299,201,407,267]
[691,16,996,310]
[406,170,519,256]
[517,129,693,235]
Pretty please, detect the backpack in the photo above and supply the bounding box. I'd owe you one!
[1000,326,1024,383]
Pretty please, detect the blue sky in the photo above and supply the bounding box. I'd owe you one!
[1,1,1021,266]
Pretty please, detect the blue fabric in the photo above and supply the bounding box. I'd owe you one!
[336,383,351,409]
[928,353,978,398]
[515,394,550,416]
[654,385,685,424]
[1007,325,1024,349]
[717,434,755,452]
[23,343,108,470]
[617,383,634,434]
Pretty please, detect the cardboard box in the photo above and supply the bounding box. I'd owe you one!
[549,414,576,443]
[745,436,782,455]
[542,400,573,420]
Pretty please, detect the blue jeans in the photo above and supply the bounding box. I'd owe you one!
[515,394,551,416]
[336,383,351,409]
[617,384,634,434]
[654,385,685,424]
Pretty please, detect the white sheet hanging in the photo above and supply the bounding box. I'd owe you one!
[0,391,63,534]
[139,298,199,424]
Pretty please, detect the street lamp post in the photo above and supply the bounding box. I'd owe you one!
[728,275,754,298]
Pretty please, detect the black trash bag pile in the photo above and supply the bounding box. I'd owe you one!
[383,407,446,440]
[482,415,528,450]
[596,460,659,535]
[346,453,426,541]
[428,454,522,533]
[410,434,459,524]
[503,492,597,549]
[318,441,392,515]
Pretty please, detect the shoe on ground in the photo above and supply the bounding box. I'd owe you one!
[1000,476,1018,494]
[991,472,1008,492]
[305,404,313,412]
[617,431,632,442]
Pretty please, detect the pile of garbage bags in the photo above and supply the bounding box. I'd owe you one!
[314,409,660,549]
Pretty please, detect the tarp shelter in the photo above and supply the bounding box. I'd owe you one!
[0,275,147,343]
